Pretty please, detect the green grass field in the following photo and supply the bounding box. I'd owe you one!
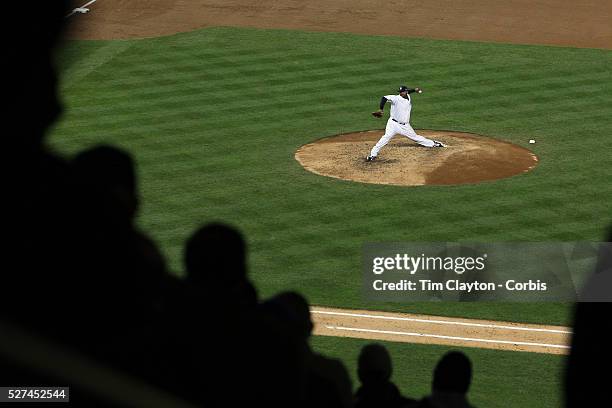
[50,27,611,406]
[52,27,612,325]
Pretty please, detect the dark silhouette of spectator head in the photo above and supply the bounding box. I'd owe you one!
[264,291,313,339]
[184,223,256,309]
[185,223,246,284]
[73,145,139,222]
[358,343,393,385]
[432,351,472,394]
[262,292,354,408]
[355,343,415,408]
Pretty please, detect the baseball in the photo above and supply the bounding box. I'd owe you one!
[529,139,536,144]
[418,90,423,94]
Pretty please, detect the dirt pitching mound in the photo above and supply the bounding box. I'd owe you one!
[295,130,538,186]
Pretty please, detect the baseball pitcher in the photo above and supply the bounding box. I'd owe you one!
[367,85,444,161]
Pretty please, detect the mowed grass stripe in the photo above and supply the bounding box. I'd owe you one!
[63,66,385,110]
[63,82,370,116]
[60,98,362,134]
[91,51,383,83]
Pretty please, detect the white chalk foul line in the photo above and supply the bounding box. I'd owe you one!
[324,326,570,350]
[311,310,572,334]
[65,0,98,18]
[80,0,98,8]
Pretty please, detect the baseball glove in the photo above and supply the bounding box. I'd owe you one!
[371,110,383,118]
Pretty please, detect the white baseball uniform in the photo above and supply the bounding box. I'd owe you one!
[369,94,436,158]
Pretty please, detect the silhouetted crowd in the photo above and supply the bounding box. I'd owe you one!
[2,2,611,407]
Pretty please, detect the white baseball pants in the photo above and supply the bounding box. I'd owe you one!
[370,119,435,157]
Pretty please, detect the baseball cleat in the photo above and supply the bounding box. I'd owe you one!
[366,155,376,162]
[432,140,446,148]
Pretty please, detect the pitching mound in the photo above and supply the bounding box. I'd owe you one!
[295,130,538,186]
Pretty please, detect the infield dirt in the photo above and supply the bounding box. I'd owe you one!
[66,0,612,49]
[312,306,571,355]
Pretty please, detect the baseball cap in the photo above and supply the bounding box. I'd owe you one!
[398,85,410,93]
